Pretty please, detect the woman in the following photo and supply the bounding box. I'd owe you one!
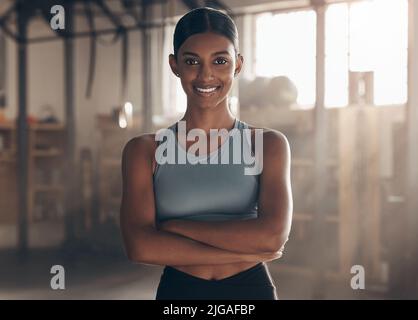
[120,7,293,300]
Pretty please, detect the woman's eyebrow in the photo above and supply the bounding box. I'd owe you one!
[182,52,199,57]
[211,51,231,56]
[182,51,232,57]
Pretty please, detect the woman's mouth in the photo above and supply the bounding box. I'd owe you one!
[193,85,221,96]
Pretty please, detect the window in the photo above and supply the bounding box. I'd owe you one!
[254,10,317,108]
[325,0,408,107]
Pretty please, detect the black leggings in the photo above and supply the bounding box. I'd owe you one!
[155,262,278,300]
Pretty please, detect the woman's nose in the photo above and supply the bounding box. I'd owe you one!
[197,63,214,81]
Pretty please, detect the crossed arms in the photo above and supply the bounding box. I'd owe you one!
[119,130,293,266]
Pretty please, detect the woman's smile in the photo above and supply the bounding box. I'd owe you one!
[193,85,222,97]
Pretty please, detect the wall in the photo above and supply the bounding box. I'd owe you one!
[4,13,143,158]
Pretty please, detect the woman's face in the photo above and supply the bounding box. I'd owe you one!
[169,32,243,110]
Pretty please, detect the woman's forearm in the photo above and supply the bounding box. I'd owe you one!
[160,218,287,254]
[125,225,277,267]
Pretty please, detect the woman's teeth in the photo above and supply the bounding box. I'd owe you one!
[195,87,217,93]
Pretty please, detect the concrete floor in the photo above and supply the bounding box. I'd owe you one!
[0,248,389,300]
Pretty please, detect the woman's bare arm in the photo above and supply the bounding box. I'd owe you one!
[119,135,279,266]
[159,130,293,254]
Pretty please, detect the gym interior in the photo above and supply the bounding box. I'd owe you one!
[0,0,417,299]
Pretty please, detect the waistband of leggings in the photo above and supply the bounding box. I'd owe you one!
[162,262,268,285]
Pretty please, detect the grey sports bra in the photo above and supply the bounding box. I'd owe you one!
[153,119,260,222]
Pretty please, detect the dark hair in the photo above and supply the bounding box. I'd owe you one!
[173,7,239,59]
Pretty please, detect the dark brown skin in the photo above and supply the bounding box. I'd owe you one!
[120,32,293,280]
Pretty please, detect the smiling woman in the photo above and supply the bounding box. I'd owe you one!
[120,7,293,300]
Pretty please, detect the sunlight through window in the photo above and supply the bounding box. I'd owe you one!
[325,0,408,107]
[255,10,317,108]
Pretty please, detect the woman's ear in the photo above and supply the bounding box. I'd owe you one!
[169,54,180,77]
[234,54,244,77]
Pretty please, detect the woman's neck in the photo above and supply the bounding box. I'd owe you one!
[180,103,236,134]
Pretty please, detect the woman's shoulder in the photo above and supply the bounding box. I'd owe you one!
[122,133,157,162]
[239,121,289,147]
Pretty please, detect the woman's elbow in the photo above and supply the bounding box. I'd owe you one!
[126,243,158,265]
[125,245,143,263]
[123,240,145,263]
[263,230,290,253]
[121,229,152,263]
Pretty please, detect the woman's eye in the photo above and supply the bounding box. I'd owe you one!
[185,59,199,65]
[214,58,228,65]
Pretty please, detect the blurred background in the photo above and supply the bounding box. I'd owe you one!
[0,0,417,299]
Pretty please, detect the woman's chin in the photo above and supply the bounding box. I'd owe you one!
[187,98,225,110]
[187,92,230,108]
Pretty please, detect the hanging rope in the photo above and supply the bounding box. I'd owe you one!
[84,1,97,98]
[0,2,18,41]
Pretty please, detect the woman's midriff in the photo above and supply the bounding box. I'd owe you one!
[170,261,260,281]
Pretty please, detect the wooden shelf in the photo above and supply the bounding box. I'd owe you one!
[29,123,66,131]
[32,149,63,157]
[0,122,65,131]
[97,115,140,223]
[0,122,66,226]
